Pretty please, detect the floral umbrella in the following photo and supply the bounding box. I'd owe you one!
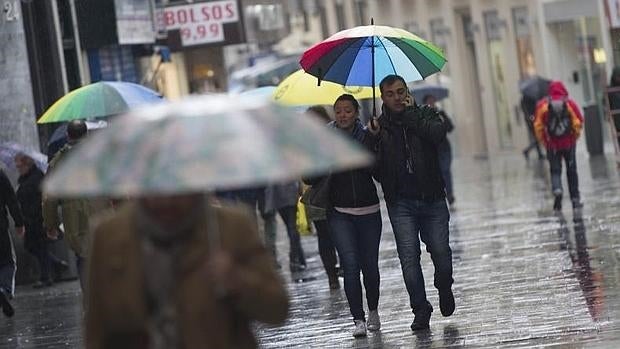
[43,94,373,198]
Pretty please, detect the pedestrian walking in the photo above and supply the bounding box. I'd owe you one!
[85,194,289,349]
[43,120,104,290]
[423,94,456,205]
[259,182,307,272]
[534,80,584,211]
[14,153,68,288]
[0,168,24,317]
[607,67,620,148]
[367,75,455,331]
[313,94,382,337]
[521,95,545,160]
[303,105,340,290]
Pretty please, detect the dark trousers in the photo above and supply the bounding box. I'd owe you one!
[547,146,580,200]
[28,241,64,282]
[313,219,338,278]
[524,122,544,158]
[386,198,453,312]
[438,149,454,198]
[262,206,306,266]
[327,210,382,321]
[76,255,86,291]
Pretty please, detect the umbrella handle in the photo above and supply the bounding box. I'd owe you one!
[206,193,220,253]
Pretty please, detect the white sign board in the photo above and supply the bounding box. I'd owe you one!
[115,0,156,44]
[163,0,239,47]
[608,0,620,28]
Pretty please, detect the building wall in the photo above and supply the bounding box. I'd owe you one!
[0,1,39,149]
[364,0,613,156]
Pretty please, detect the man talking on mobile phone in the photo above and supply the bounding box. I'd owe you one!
[366,75,455,331]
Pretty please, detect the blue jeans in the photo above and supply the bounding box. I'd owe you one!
[0,263,16,298]
[547,146,580,200]
[386,198,453,312]
[327,210,382,321]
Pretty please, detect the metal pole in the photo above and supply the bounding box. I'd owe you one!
[371,17,376,117]
[50,0,69,93]
[68,0,87,86]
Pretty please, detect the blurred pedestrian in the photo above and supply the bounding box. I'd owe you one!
[259,182,307,272]
[423,94,456,205]
[303,105,340,290]
[607,67,620,148]
[367,75,454,331]
[520,95,545,160]
[534,80,584,211]
[0,168,24,317]
[43,120,100,290]
[14,153,68,288]
[85,194,288,349]
[316,94,382,337]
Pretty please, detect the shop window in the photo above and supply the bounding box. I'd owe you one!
[512,6,536,79]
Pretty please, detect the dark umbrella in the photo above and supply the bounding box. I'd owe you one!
[519,76,551,101]
[411,84,449,103]
[47,120,108,160]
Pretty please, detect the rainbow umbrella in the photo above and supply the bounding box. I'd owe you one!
[38,81,163,124]
[300,21,446,115]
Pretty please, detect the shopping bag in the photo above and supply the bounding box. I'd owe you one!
[296,199,312,236]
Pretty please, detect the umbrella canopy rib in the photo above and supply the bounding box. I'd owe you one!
[387,37,445,76]
[317,37,367,86]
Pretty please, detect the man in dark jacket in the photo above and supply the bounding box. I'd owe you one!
[0,169,24,317]
[15,153,68,288]
[367,75,454,331]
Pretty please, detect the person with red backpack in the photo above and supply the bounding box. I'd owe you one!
[534,80,584,211]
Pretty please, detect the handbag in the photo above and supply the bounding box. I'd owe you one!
[300,177,331,209]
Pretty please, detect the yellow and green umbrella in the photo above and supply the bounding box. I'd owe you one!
[38,81,163,124]
[273,69,380,106]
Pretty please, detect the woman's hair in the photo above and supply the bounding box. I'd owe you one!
[334,94,360,112]
[14,153,34,166]
[306,105,331,123]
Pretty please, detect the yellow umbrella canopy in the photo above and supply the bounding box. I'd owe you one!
[273,69,380,106]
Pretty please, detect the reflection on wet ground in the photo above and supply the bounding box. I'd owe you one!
[259,154,620,348]
[1,153,619,348]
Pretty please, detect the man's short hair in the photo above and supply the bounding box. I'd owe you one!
[67,120,87,140]
[379,75,407,93]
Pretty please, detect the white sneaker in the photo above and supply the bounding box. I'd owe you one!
[367,310,381,331]
[352,320,367,337]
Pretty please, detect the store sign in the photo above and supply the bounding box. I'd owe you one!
[607,0,620,28]
[163,0,239,46]
[115,0,156,44]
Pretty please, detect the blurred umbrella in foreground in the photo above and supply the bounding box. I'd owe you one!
[410,84,449,103]
[273,69,380,106]
[37,81,163,124]
[43,94,373,198]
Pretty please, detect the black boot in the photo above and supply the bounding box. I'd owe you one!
[411,302,433,331]
[0,290,14,317]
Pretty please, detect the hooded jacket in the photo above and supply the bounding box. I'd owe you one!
[533,81,583,150]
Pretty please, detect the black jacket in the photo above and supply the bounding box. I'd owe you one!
[304,122,379,209]
[1,169,23,266]
[17,166,46,250]
[369,104,447,203]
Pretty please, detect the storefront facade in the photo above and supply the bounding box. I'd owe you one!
[367,0,615,157]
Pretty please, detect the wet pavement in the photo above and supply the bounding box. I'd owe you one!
[2,153,620,348]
